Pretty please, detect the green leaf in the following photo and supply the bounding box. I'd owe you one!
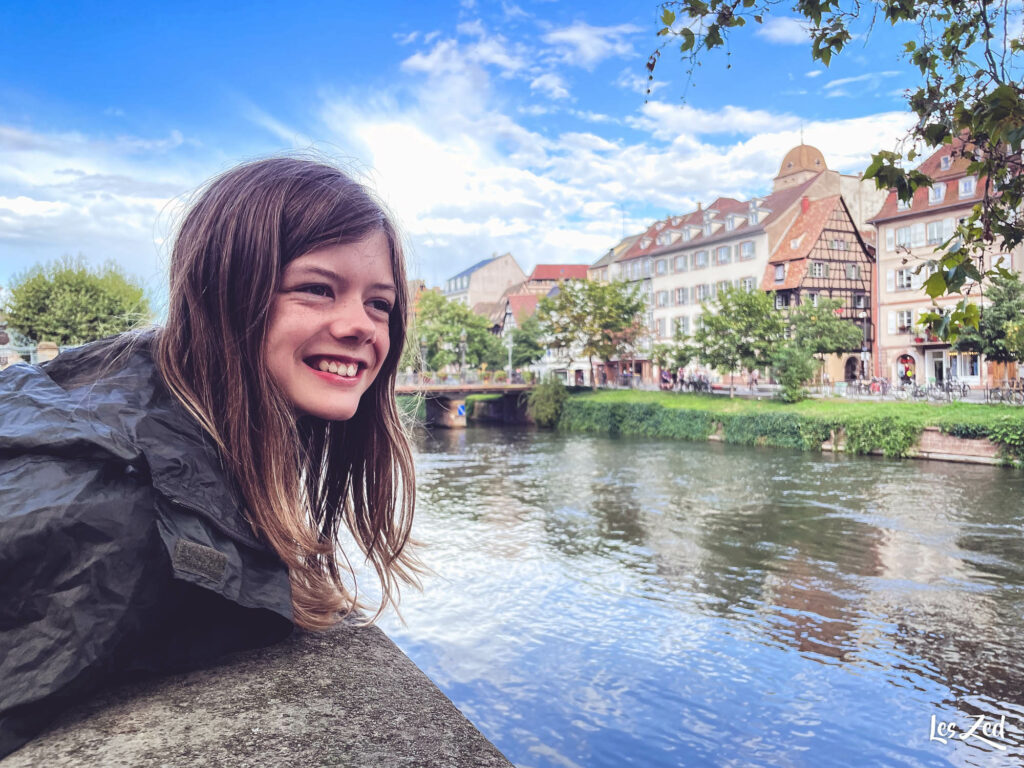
[661,8,676,27]
[923,270,947,299]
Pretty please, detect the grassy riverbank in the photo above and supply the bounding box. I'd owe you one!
[558,389,1024,463]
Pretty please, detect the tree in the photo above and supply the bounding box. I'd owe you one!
[652,323,697,372]
[953,271,1024,372]
[3,256,152,345]
[772,342,819,403]
[693,285,784,396]
[537,280,647,389]
[410,291,504,372]
[509,313,546,368]
[787,297,865,385]
[652,0,1024,339]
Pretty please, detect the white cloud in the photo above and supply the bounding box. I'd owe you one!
[615,69,666,94]
[542,22,641,70]
[755,16,809,45]
[824,70,901,89]
[530,73,570,100]
[394,31,419,45]
[628,103,802,138]
[806,69,824,78]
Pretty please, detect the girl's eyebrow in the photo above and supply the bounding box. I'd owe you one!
[287,264,397,295]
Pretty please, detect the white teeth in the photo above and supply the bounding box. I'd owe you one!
[314,359,359,376]
[328,361,340,374]
[347,363,357,377]
[318,360,330,372]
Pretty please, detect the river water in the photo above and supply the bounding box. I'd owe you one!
[378,425,1024,768]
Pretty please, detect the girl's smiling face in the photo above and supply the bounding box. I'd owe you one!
[265,230,396,421]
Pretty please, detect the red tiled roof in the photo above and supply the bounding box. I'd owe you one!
[529,264,589,281]
[868,138,985,223]
[615,175,824,264]
[506,293,539,322]
[761,196,839,291]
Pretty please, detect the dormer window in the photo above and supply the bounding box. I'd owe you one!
[703,222,712,236]
[774,264,785,282]
[959,176,976,197]
[897,197,912,211]
[640,237,652,249]
[929,184,946,204]
[726,216,736,231]
[682,229,692,241]
[790,234,804,250]
[940,156,951,171]
[748,211,759,225]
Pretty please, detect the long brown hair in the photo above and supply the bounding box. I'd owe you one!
[157,157,419,630]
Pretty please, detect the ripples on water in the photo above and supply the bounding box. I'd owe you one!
[378,425,1024,768]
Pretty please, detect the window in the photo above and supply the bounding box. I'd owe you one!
[740,241,755,260]
[774,264,785,282]
[726,216,736,231]
[912,223,926,247]
[674,254,688,272]
[656,318,665,338]
[940,155,951,171]
[806,293,819,307]
[895,226,912,247]
[675,287,688,305]
[640,237,651,249]
[697,283,712,301]
[682,229,692,242]
[675,316,690,335]
[703,222,713,236]
[656,290,670,307]
[790,235,803,250]
[897,309,913,334]
[895,269,913,289]
[748,211,759,225]
[716,279,731,295]
[927,221,944,245]
[929,184,946,204]
[694,250,708,268]
[897,197,912,211]
[831,239,848,251]
[845,264,860,280]
[775,293,790,309]
[643,259,652,276]
[810,261,828,278]
[740,276,756,292]
[716,245,731,264]
[854,294,867,309]
[959,176,976,197]
[656,259,667,275]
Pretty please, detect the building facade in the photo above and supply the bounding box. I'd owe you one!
[442,252,526,309]
[869,142,1019,386]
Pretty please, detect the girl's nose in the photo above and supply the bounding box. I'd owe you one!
[328,301,376,343]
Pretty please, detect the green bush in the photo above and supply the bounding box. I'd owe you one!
[772,344,817,403]
[840,415,926,458]
[527,375,568,428]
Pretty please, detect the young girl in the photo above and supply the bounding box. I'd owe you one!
[0,157,420,757]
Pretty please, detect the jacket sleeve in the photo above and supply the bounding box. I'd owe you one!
[0,451,172,759]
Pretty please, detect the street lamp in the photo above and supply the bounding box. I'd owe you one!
[506,332,514,382]
[858,310,869,379]
[458,329,467,381]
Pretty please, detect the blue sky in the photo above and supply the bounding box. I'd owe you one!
[0,0,924,309]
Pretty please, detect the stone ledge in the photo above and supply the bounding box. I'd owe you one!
[2,622,512,768]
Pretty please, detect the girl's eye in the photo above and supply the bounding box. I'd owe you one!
[368,298,393,314]
[298,284,332,297]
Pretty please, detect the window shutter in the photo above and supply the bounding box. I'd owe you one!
[886,270,895,292]
[943,218,955,239]
[912,223,926,247]
[911,269,923,289]
[888,311,897,334]
[886,228,895,251]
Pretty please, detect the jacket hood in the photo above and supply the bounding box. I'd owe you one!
[2,335,264,551]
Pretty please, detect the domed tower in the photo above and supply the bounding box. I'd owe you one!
[773,144,828,192]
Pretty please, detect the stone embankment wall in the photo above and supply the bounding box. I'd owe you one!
[2,623,512,768]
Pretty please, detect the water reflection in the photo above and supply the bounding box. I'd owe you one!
[383,425,1024,767]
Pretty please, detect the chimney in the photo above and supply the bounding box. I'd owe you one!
[801,196,810,213]
[696,201,702,211]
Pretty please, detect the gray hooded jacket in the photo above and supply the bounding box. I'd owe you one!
[0,336,294,758]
